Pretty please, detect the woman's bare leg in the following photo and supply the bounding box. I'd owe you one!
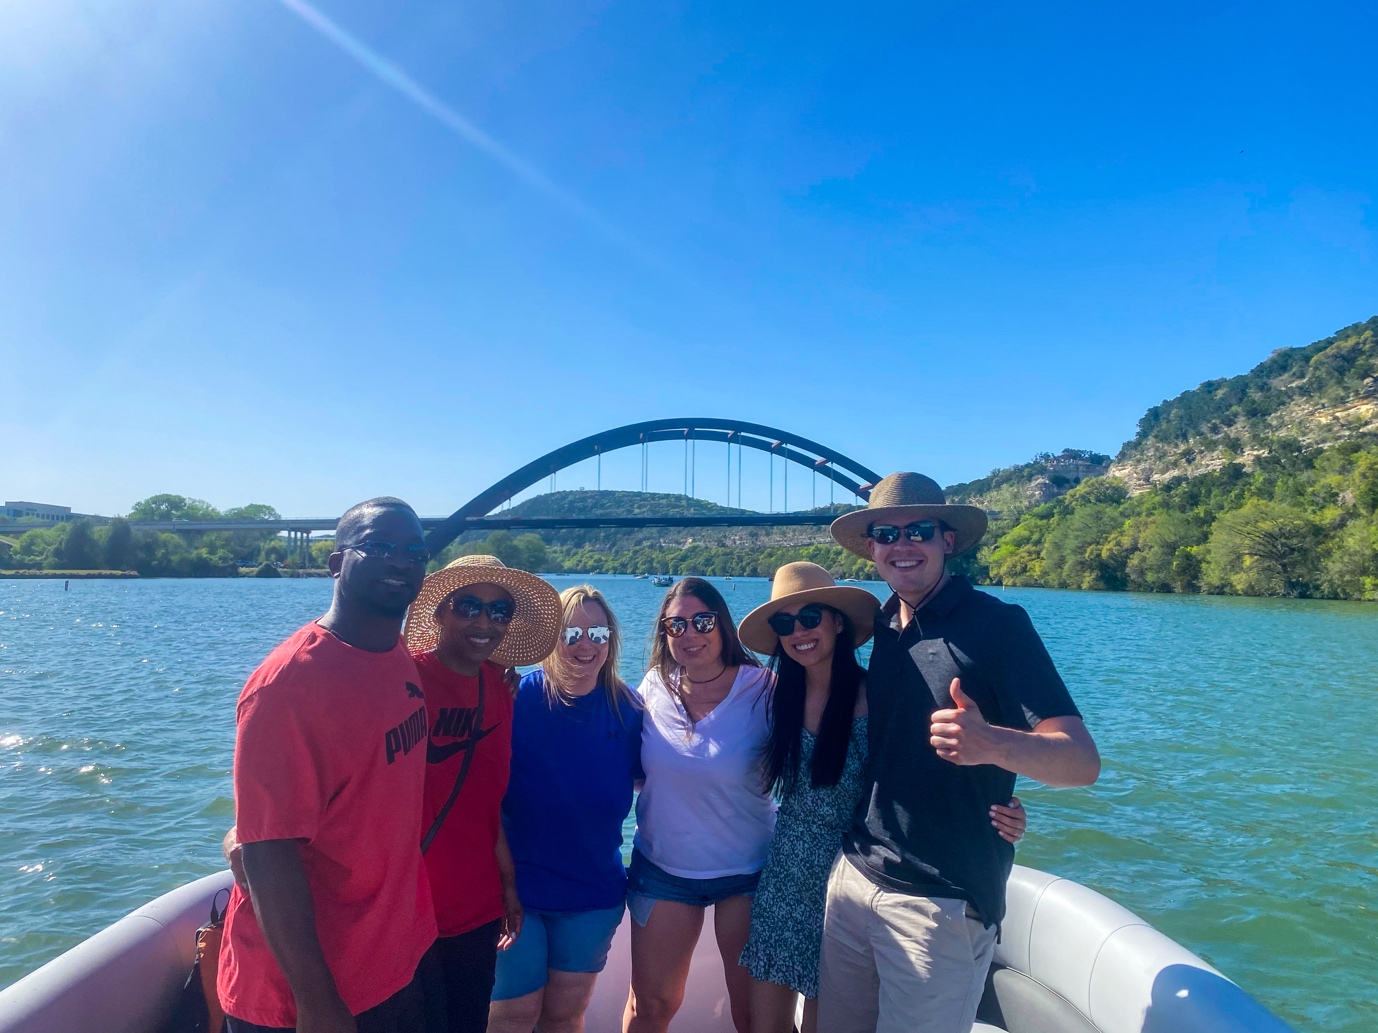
[535,970,599,1033]
[623,901,704,1033]
[711,895,755,1033]
[489,988,544,1033]
[749,978,800,1033]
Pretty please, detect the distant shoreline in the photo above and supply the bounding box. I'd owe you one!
[0,569,333,580]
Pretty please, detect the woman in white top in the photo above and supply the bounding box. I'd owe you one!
[623,578,773,1033]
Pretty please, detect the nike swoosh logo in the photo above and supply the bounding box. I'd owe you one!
[426,723,497,764]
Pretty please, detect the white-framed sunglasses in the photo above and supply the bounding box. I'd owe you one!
[561,625,612,646]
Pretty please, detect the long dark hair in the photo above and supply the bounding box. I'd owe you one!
[649,577,761,688]
[761,608,863,795]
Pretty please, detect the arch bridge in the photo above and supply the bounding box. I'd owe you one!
[424,418,880,554]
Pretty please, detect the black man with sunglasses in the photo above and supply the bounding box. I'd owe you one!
[402,555,562,1033]
[817,472,1101,1033]
[218,497,437,1033]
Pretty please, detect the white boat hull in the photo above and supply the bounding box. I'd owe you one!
[0,866,1293,1032]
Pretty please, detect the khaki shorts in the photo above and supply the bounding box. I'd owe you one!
[816,853,997,1033]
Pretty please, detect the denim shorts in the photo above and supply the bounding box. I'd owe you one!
[490,903,626,1001]
[625,849,761,927]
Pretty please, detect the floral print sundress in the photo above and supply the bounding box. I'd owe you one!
[739,714,868,998]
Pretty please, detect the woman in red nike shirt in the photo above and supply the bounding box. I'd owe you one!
[403,555,562,1033]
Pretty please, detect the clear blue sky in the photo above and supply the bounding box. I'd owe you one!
[2,0,1375,518]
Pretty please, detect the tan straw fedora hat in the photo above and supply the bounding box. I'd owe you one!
[830,471,988,559]
[738,562,881,655]
[404,555,561,666]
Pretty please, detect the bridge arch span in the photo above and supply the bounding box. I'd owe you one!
[425,418,881,554]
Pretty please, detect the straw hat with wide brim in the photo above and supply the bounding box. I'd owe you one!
[830,471,988,560]
[404,555,561,666]
[738,562,880,655]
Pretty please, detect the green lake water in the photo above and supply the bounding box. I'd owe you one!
[1,575,1375,1030]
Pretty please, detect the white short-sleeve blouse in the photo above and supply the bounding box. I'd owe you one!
[633,665,777,879]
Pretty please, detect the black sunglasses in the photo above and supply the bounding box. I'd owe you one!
[767,604,833,637]
[662,612,718,638]
[865,521,940,545]
[450,595,515,625]
[341,541,431,564]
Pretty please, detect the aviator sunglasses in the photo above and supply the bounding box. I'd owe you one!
[661,612,718,637]
[865,520,941,545]
[450,595,515,625]
[767,604,833,637]
[561,625,611,646]
[342,541,432,564]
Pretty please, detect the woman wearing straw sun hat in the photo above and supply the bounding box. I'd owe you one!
[405,555,561,1033]
[735,562,1027,1033]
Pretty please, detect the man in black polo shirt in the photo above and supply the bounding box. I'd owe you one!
[817,472,1100,1033]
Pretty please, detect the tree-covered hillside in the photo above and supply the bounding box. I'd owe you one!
[453,490,850,550]
[1113,316,1378,491]
[437,489,873,578]
[976,318,1378,600]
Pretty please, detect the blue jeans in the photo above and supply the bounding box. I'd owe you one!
[491,903,626,1000]
[625,849,761,927]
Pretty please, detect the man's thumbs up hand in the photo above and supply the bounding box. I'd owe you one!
[930,678,1002,766]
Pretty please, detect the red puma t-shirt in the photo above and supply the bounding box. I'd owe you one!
[414,653,513,938]
[218,623,437,1028]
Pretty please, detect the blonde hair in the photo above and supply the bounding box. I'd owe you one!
[540,585,640,720]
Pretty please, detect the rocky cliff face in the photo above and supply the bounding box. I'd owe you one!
[1110,318,1378,492]
[946,450,1113,517]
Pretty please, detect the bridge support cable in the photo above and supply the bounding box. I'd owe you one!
[738,440,742,513]
[424,418,882,554]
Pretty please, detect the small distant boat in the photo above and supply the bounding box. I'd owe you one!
[634,574,649,579]
[651,575,674,587]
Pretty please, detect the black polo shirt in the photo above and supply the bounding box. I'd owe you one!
[845,576,1080,928]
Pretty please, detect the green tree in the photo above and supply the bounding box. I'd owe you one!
[14,526,65,569]
[1319,516,1378,600]
[128,494,221,522]
[511,533,549,572]
[55,519,100,569]
[104,518,136,570]
[1203,501,1322,597]
[1114,512,1208,593]
[222,504,283,564]
[1041,504,1127,590]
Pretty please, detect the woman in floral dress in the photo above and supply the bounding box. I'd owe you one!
[736,563,1028,1033]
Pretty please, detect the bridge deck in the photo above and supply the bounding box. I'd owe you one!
[124,513,842,535]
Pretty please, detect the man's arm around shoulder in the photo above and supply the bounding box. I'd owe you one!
[242,839,357,1033]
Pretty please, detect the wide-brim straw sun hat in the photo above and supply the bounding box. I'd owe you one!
[404,555,561,666]
[830,471,989,560]
[738,562,881,655]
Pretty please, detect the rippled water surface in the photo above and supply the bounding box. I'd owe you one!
[2,576,1376,1030]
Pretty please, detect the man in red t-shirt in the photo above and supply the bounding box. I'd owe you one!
[218,498,438,1033]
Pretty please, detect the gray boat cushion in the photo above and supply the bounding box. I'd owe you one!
[977,966,1100,1033]
[0,865,1295,1033]
[1091,926,1294,1033]
[992,866,1293,1033]
[991,865,1060,976]
[0,871,232,1033]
